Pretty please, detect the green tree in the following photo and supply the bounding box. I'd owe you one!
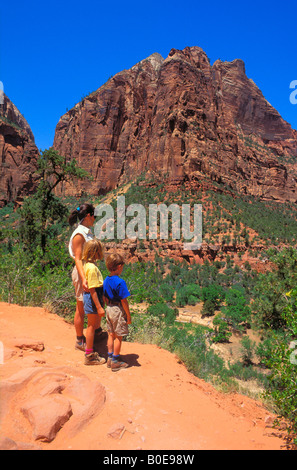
[252,248,297,329]
[18,148,90,258]
[240,335,255,366]
[201,284,225,316]
[212,314,232,343]
[221,287,251,332]
[176,283,201,307]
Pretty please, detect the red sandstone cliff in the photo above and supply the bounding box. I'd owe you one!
[0,95,39,207]
[53,46,297,202]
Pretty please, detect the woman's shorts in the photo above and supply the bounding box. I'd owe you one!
[106,304,129,337]
[72,266,83,302]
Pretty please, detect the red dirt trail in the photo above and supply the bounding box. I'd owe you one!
[0,302,288,450]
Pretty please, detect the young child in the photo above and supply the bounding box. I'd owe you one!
[82,238,106,366]
[103,253,132,372]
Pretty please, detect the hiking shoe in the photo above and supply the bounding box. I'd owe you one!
[107,357,112,368]
[84,352,106,366]
[75,337,86,351]
[111,360,129,372]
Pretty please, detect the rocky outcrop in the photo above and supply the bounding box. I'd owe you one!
[0,95,39,207]
[0,362,106,444]
[53,46,297,203]
[101,239,271,273]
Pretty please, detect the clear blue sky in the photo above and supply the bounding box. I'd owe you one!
[1,0,296,151]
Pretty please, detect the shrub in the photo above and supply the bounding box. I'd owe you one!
[159,283,175,302]
[212,314,232,343]
[147,302,177,324]
[202,298,217,316]
[255,334,281,367]
[200,284,225,303]
[221,287,251,332]
[201,284,225,316]
[175,283,201,307]
[265,288,297,442]
[252,248,297,329]
[126,313,173,349]
[0,244,76,318]
[240,335,256,366]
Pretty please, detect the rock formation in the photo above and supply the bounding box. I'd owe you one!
[53,46,297,203]
[0,361,106,445]
[0,94,39,207]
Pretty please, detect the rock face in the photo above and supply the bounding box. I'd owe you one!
[0,95,39,207]
[53,46,297,202]
[0,364,106,444]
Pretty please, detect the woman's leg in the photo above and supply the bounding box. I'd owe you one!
[74,299,85,337]
[94,313,102,330]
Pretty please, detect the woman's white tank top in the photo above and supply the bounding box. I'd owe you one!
[69,224,94,259]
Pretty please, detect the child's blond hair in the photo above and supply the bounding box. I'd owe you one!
[82,238,104,263]
[105,253,125,272]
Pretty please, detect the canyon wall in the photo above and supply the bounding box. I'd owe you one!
[53,47,297,202]
[0,95,39,207]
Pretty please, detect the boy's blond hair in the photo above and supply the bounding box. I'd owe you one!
[82,238,104,263]
[105,253,125,272]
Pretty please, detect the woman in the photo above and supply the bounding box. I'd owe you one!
[68,203,102,351]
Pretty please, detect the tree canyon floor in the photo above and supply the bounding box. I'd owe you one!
[0,302,289,450]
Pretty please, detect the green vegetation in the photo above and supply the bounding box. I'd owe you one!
[18,148,91,257]
[0,171,296,445]
[262,287,297,439]
[0,114,23,132]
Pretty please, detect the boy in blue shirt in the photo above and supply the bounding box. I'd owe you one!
[103,253,131,372]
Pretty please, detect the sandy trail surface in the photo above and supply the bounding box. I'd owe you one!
[0,302,288,451]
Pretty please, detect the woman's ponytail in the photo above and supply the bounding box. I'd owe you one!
[68,203,95,226]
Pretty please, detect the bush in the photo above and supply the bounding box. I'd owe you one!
[200,284,225,303]
[201,284,225,316]
[212,314,232,343]
[221,287,251,332]
[255,334,281,367]
[175,283,201,307]
[147,302,177,325]
[265,287,297,441]
[0,244,76,318]
[126,313,173,349]
[167,324,228,383]
[159,283,175,302]
[240,335,256,366]
[252,248,297,329]
[202,298,217,316]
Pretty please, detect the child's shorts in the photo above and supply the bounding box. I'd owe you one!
[83,287,104,315]
[106,304,129,337]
